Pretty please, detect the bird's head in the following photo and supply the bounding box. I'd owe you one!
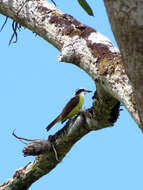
[75,88,92,96]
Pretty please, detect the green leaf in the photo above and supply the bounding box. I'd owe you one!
[78,0,94,16]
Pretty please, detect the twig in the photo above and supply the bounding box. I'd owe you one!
[12,129,40,144]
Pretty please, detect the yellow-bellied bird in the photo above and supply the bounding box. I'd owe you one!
[46,88,92,131]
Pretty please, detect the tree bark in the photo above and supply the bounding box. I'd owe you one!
[0,0,141,189]
[104,0,143,129]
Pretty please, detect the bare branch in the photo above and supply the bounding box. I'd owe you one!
[12,129,40,143]
[0,0,139,125]
[1,90,120,189]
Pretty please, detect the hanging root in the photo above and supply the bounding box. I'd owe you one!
[0,17,8,32]
[9,21,22,45]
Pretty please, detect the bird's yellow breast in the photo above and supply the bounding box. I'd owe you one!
[65,95,84,120]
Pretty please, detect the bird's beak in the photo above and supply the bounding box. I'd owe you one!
[86,90,92,93]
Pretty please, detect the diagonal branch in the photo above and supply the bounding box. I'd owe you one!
[0,89,120,190]
[0,0,139,126]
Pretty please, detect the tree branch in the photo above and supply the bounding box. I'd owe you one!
[0,0,139,125]
[104,0,143,129]
[0,89,120,190]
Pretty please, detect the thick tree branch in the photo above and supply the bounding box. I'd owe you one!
[0,88,120,190]
[104,0,143,129]
[0,0,141,189]
[0,0,139,125]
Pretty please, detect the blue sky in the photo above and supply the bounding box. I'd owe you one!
[0,0,143,189]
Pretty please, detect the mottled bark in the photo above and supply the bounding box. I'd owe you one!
[104,0,143,129]
[0,0,141,189]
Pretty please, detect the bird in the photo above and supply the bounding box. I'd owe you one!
[46,88,92,131]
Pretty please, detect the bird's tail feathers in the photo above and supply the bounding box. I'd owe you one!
[46,115,60,131]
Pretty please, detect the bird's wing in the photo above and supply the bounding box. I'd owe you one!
[61,95,79,122]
